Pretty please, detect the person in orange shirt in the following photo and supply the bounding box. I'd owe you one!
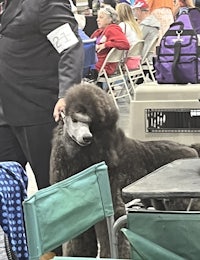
[147,0,174,44]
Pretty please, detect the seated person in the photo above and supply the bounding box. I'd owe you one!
[89,6,130,79]
[132,0,160,83]
[116,2,143,46]
[133,0,160,62]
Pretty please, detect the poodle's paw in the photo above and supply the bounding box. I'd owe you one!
[40,252,56,260]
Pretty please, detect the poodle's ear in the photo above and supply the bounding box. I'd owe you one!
[106,148,119,167]
[111,107,119,123]
[104,104,119,129]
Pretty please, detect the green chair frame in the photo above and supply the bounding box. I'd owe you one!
[122,209,200,260]
[23,162,118,260]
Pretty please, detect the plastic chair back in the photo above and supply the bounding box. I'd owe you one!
[23,162,116,260]
[141,36,158,82]
[125,40,144,70]
[141,36,158,64]
[98,48,125,76]
[124,41,146,90]
[127,40,144,58]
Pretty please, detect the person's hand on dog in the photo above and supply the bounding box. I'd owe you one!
[53,98,66,122]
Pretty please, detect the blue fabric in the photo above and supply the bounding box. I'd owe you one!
[78,29,97,77]
[0,161,28,260]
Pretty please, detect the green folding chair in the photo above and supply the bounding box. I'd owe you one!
[23,162,118,260]
[122,209,200,260]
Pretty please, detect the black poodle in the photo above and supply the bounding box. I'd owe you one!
[50,82,199,258]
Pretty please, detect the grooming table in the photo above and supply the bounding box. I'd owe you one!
[122,158,200,200]
[121,158,200,259]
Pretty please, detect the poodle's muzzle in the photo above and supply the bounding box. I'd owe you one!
[63,113,93,147]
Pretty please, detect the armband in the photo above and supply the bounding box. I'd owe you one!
[47,23,78,53]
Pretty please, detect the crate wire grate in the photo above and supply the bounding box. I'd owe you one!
[145,108,200,133]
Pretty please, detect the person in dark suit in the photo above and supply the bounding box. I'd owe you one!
[0,0,84,192]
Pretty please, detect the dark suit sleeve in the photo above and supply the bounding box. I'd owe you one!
[38,0,84,97]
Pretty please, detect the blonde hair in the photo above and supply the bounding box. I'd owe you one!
[98,6,119,24]
[116,3,142,39]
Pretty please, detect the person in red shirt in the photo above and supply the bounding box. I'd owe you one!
[90,6,130,76]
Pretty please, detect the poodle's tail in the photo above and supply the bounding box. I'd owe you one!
[190,143,200,157]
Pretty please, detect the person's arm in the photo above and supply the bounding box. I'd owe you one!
[104,26,129,49]
[96,25,129,52]
[39,0,84,121]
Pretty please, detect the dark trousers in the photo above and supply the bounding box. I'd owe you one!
[0,122,63,255]
[0,122,56,189]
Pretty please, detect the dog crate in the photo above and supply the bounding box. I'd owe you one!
[128,83,200,145]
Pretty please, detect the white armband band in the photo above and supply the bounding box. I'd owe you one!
[47,23,78,53]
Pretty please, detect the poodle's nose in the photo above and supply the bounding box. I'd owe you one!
[83,135,93,144]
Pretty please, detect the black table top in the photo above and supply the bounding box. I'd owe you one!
[122,158,200,199]
[84,15,98,37]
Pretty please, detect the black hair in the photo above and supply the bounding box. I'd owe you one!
[103,0,116,9]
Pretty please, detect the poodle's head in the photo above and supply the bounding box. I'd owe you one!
[62,82,119,146]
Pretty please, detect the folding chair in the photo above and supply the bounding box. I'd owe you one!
[141,36,159,82]
[82,38,96,78]
[122,209,200,260]
[121,158,200,260]
[23,162,118,260]
[123,40,146,93]
[96,48,131,109]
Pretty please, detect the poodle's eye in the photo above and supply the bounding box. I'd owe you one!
[72,118,78,123]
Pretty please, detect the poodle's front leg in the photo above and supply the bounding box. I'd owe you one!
[97,192,130,259]
[63,226,98,257]
[95,220,110,258]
